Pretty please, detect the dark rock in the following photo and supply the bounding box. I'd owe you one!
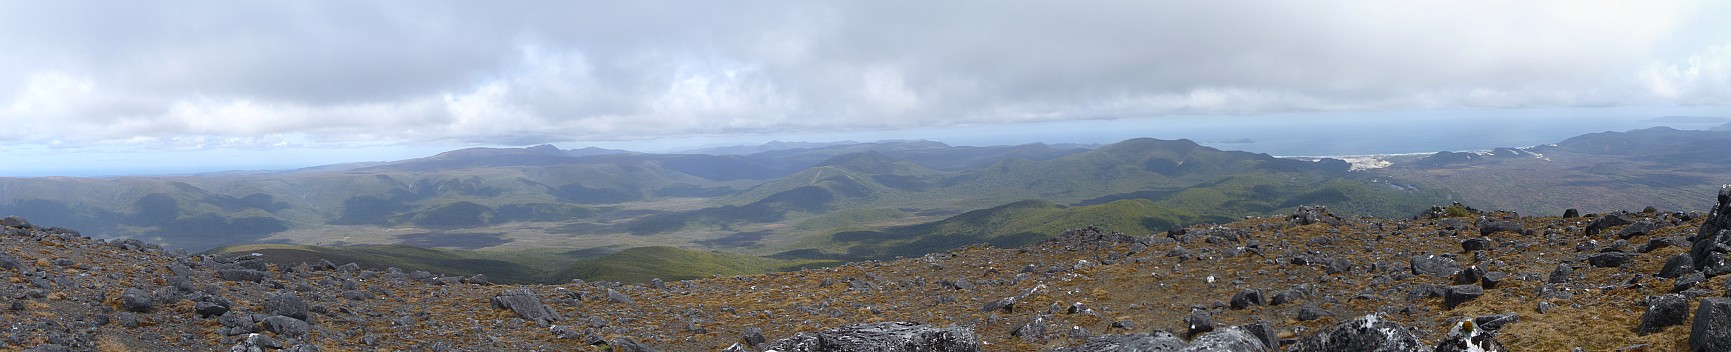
[606,288,633,304]
[761,321,980,352]
[1444,285,1484,309]
[1548,264,1574,283]
[1480,271,1507,289]
[1011,315,1048,341]
[1229,289,1264,310]
[1290,205,1343,226]
[120,288,154,313]
[1473,313,1519,332]
[1,216,31,228]
[262,315,311,338]
[1586,213,1633,236]
[742,326,767,346]
[1289,315,1426,352]
[490,289,560,324]
[1411,255,1462,277]
[982,297,1016,313]
[1617,220,1663,239]
[196,301,230,318]
[608,337,658,352]
[1270,289,1303,306]
[1691,297,1731,352]
[1297,306,1330,321]
[1053,331,1185,352]
[1481,221,1522,236]
[265,293,308,321]
[551,325,582,340]
[1462,238,1493,252]
[0,253,19,270]
[1590,252,1636,268]
[1455,266,1484,285]
[341,290,371,301]
[466,274,490,285]
[1693,229,1731,277]
[116,312,139,328]
[1637,294,1689,335]
[1323,258,1354,275]
[1639,237,1676,253]
[336,263,359,273]
[1659,254,1696,279]
[1183,310,1215,338]
[1434,320,1508,352]
[218,269,268,282]
[1564,209,1580,218]
[1183,326,1267,352]
[1695,187,1731,277]
[1675,272,1707,293]
[1237,322,1277,351]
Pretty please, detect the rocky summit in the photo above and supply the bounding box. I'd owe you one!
[6,189,1731,351]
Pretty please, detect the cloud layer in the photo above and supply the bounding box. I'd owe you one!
[1,1,1726,148]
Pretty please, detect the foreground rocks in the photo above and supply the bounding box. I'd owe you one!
[5,189,1731,350]
[759,322,979,352]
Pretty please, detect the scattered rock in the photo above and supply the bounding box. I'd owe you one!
[261,315,311,339]
[218,269,268,283]
[1434,320,1508,352]
[491,289,560,324]
[1481,221,1522,236]
[120,288,154,313]
[1183,310,1215,338]
[1590,252,1636,268]
[1411,255,1462,277]
[1461,238,1493,252]
[1586,213,1634,236]
[264,293,308,321]
[1054,331,1185,352]
[1289,315,1426,352]
[1183,326,1267,352]
[1480,271,1507,289]
[1,216,32,228]
[1455,266,1484,285]
[1691,297,1731,352]
[1444,285,1484,309]
[1674,272,1706,293]
[607,288,634,304]
[1548,264,1574,283]
[743,327,766,346]
[1659,254,1695,279]
[761,322,980,352]
[1229,289,1264,310]
[1637,294,1689,335]
[982,297,1016,313]
[1617,220,1663,239]
[1290,205,1344,226]
[1297,306,1330,321]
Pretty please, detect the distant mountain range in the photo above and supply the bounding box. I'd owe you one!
[2,127,1726,283]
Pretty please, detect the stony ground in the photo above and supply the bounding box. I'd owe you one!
[3,194,1731,351]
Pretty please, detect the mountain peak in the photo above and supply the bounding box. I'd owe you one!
[525,144,561,154]
[815,151,899,174]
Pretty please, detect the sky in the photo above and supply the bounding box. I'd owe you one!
[1,1,1729,176]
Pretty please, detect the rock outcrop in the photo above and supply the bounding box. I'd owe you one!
[760,322,980,352]
[1289,315,1426,352]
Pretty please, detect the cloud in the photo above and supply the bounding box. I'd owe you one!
[0,0,1725,148]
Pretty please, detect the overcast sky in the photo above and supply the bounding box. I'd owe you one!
[2,1,1729,175]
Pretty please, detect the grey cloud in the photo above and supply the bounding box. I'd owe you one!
[0,1,1726,148]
